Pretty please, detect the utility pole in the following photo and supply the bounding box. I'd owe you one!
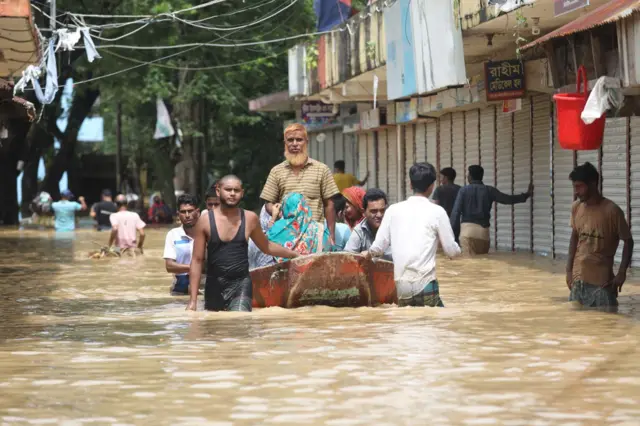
[116,102,122,192]
[50,0,56,30]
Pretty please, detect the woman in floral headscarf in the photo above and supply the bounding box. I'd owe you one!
[267,192,331,261]
[342,186,366,229]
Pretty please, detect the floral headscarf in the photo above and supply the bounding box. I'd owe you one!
[267,192,331,261]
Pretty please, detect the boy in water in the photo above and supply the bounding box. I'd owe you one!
[163,194,201,295]
[204,183,220,211]
[187,175,299,312]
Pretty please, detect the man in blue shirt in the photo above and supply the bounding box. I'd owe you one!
[51,190,87,231]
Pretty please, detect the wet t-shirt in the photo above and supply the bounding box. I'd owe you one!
[92,201,117,228]
[570,198,631,286]
[432,183,461,217]
[110,210,146,249]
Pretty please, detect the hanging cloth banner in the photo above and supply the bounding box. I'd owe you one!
[153,98,176,139]
[54,28,101,63]
[313,0,351,32]
[14,39,59,105]
[81,28,101,62]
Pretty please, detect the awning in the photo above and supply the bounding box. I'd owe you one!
[0,0,41,77]
[248,91,297,112]
[521,0,640,51]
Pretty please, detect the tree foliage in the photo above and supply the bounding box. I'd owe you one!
[17,0,316,217]
[84,0,316,209]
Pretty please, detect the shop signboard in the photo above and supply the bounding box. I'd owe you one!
[395,98,418,123]
[484,60,526,101]
[301,101,339,130]
[554,0,589,17]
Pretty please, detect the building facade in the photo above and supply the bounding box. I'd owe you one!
[250,0,640,267]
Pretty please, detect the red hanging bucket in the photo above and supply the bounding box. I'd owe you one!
[553,66,605,150]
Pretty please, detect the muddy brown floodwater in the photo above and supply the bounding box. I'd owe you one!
[1,227,640,425]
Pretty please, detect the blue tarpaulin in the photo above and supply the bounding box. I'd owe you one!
[314,0,351,32]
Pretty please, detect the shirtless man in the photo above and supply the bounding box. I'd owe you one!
[187,175,299,312]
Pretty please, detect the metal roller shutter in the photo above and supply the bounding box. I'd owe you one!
[344,133,357,177]
[553,115,574,259]
[405,124,415,200]
[480,106,496,248]
[513,98,532,252]
[335,132,345,170]
[308,136,315,162]
[452,112,465,178]
[426,121,438,167]
[358,133,368,189]
[325,130,336,169]
[630,117,640,267]
[368,132,377,191]
[312,132,324,163]
[532,95,553,256]
[378,129,389,196]
[465,110,480,170]
[601,118,628,264]
[415,122,427,163]
[575,150,599,169]
[496,111,513,251]
[439,114,452,169]
[387,127,399,203]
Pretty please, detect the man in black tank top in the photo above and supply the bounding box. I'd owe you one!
[187,175,299,312]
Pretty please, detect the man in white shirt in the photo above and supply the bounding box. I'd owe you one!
[365,162,461,307]
[163,193,201,295]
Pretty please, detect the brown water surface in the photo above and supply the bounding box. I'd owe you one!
[1,227,640,425]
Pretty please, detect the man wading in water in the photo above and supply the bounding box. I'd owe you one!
[187,175,299,312]
[566,162,634,310]
[364,163,461,307]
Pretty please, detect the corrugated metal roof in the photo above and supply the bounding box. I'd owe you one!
[521,0,640,51]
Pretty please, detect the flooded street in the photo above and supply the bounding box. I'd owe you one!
[2,227,640,425]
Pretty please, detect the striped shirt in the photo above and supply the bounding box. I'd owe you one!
[260,158,340,221]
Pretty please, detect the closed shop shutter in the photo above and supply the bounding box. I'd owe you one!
[335,131,345,170]
[496,111,513,251]
[465,110,480,169]
[452,112,465,178]
[325,130,336,169]
[368,132,377,191]
[378,129,389,196]
[513,98,532,251]
[532,95,553,256]
[415,122,427,163]
[358,133,368,189]
[387,127,399,203]
[344,133,357,177]
[480,106,496,247]
[601,118,628,264]
[553,115,574,259]
[313,132,333,164]
[439,114,452,169]
[426,120,438,166]
[404,124,415,200]
[630,117,640,267]
[575,149,599,169]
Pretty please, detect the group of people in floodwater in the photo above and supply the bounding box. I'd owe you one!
[38,123,635,313]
